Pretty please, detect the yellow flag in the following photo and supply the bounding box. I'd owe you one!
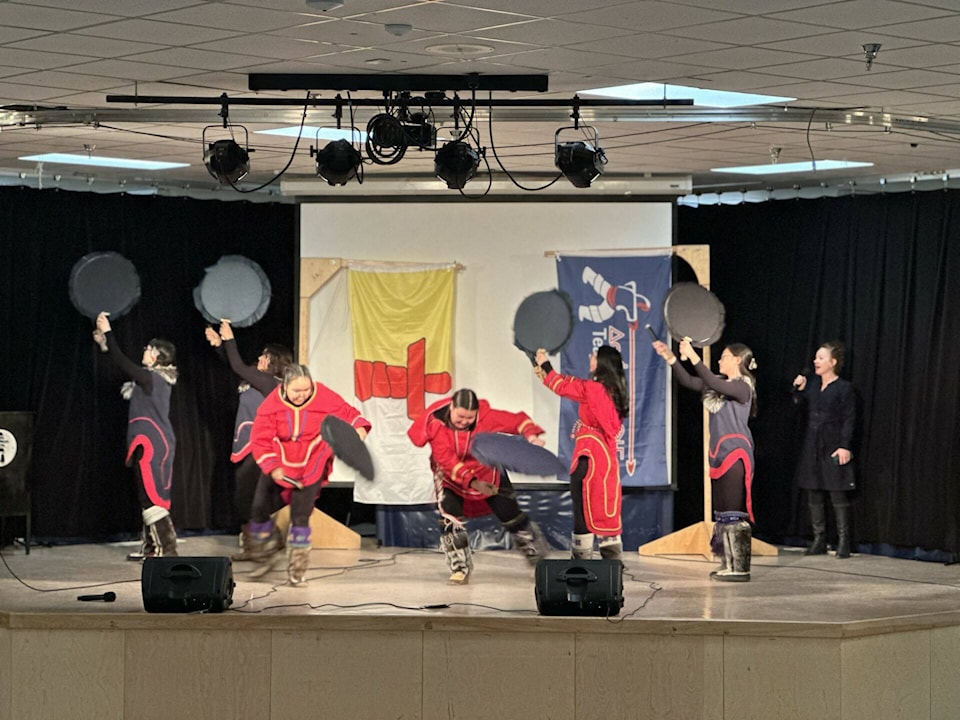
[348,268,454,420]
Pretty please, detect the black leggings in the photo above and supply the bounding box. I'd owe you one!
[233,455,263,522]
[250,474,317,527]
[440,472,528,531]
[570,457,589,534]
[713,460,747,515]
[129,445,151,511]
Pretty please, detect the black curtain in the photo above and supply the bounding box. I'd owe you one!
[677,191,960,554]
[0,187,296,540]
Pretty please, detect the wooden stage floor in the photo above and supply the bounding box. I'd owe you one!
[2,534,959,623]
[5,537,960,720]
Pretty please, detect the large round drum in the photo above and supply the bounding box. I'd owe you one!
[69,251,141,320]
[193,255,271,327]
[662,282,726,348]
[513,289,574,361]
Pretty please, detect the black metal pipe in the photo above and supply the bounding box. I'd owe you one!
[106,95,693,108]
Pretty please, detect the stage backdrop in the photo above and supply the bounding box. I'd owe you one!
[299,201,675,532]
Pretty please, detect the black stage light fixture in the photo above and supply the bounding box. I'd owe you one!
[366,106,437,165]
[435,140,479,189]
[203,126,251,185]
[554,126,607,188]
[312,138,361,185]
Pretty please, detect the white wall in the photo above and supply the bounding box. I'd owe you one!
[301,201,672,466]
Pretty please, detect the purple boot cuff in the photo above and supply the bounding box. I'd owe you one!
[288,525,312,549]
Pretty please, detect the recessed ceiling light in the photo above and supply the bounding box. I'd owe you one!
[425,43,495,57]
[18,153,189,170]
[580,82,794,108]
[305,0,343,11]
[711,160,874,175]
[256,126,368,142]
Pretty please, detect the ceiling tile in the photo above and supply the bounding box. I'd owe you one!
[758,30,926,57]
[147,4,314,33]
[663,16,831,44]
[202,35,336,62]
[472,19,634,46]
[561,2,741,32]
[667,46,818,71]
[0,4,119,31]
[0,47,98,71]
[19,0,203,17]
[0,69,127,92]
[770,0,949,30]
[7,33,167,58]
[72,18,245,45]
[125,47,276,72]
[872,43,960,69]
[565,33,732,61]
[268,18,427,46]
[357,5,537,34]
[60,58,197,82]
[865,16,960,44]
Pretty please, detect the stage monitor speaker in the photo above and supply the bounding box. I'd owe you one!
[142,556,235,613]
[535,558,624,617]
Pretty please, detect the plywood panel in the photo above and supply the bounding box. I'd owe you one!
[725,636,841,720]
[12,629,123,720]
[841,630,929,720]
[124,629,271,720]
[576,632,723,719]
[423,630,575,720]
[931,625,960,720]
[0,628,10,720]
[272,629,422,720]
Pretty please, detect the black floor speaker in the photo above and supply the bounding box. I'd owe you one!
[141,556,235,613]
[535,558,624,617]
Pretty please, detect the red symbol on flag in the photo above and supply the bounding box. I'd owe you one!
[354,337,451,420]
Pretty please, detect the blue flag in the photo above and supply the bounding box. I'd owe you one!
[556,255,671,487]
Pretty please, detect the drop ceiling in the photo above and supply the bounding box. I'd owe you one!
[3,0,960,201]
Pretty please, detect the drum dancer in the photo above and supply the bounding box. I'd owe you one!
[407,389,551,584]
[534,346,629,561]
[247,364,371,586]
[792,341,857,559]
[653,338,757,581]
[93,311,178,560]
[205,320,291,560]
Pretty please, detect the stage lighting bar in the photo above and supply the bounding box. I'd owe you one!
[247,73,549,93]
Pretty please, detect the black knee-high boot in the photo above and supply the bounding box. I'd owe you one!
[805,492,828,556]
[834,499,852,559]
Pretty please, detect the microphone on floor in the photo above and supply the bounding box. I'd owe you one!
[77,592,116,602]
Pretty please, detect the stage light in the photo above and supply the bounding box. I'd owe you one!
[555,126,607,188]
[435,140,479,189]
[366,107,436,165]
[203,138,250,185]
[312,138,361,185]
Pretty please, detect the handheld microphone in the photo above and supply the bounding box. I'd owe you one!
[792,367,808,389]
[77,591,116,602]
[644,323,659,342]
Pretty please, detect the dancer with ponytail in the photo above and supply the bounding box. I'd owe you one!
[534,345,629,561]
[653,338,757,581]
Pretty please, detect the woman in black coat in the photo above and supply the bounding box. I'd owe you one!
[792,341,856,558]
